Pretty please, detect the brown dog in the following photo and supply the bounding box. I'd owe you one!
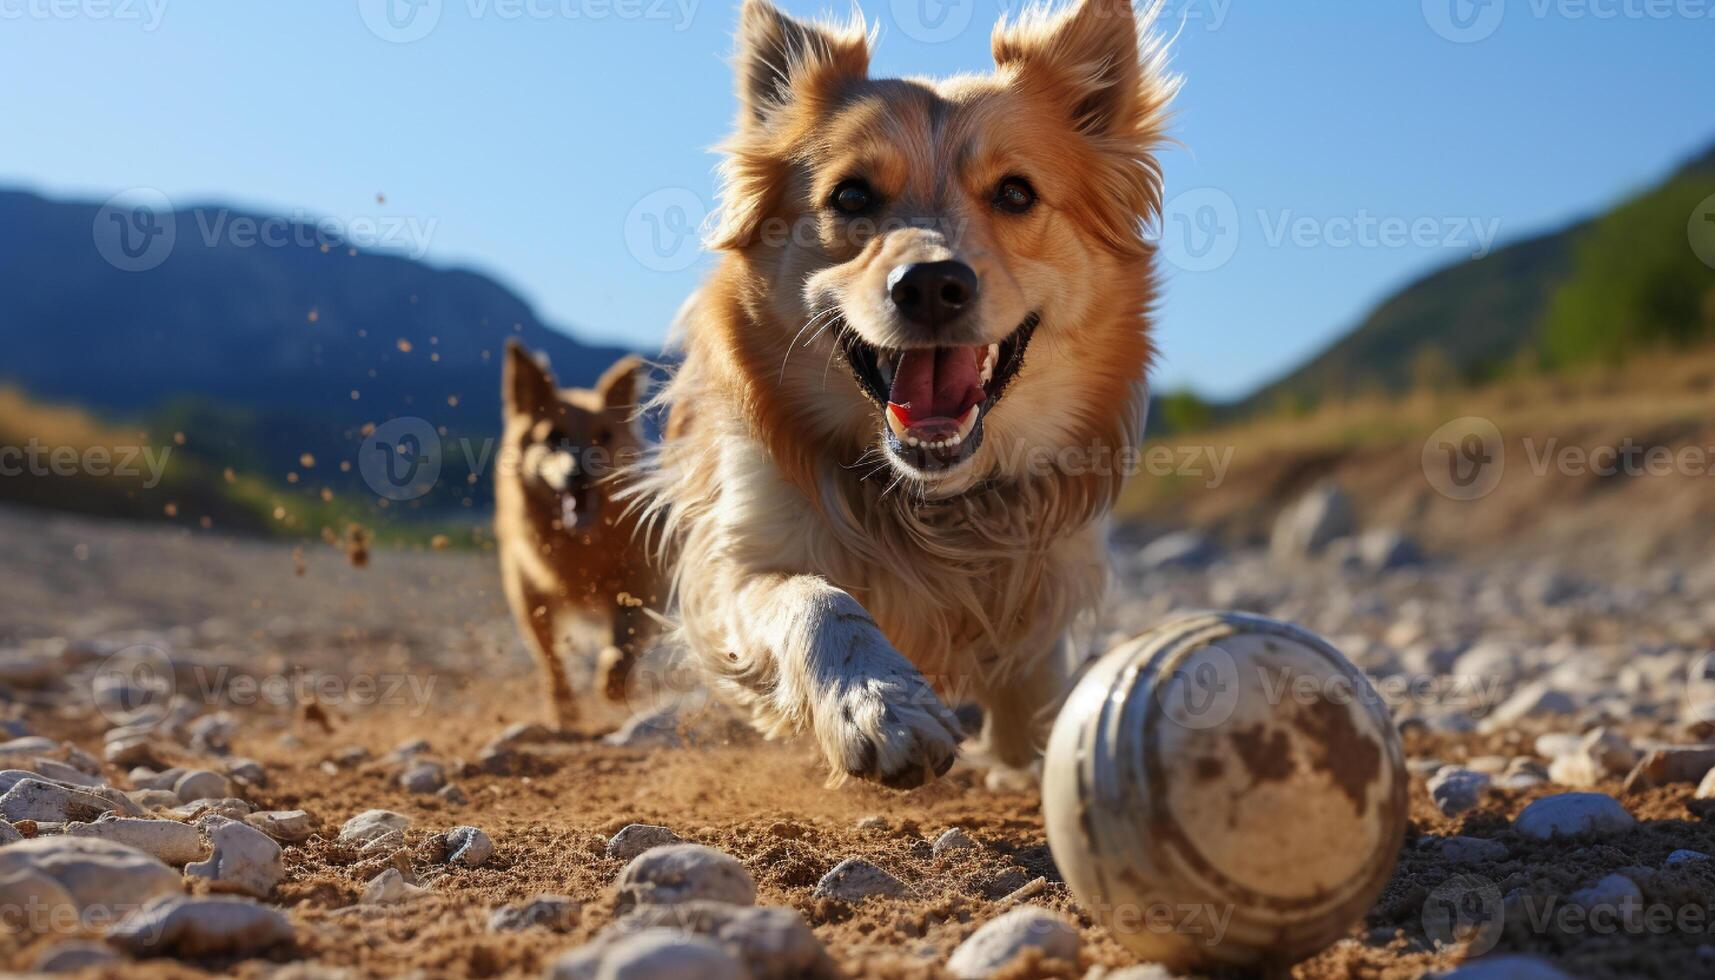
[496,341,663,726]
[643,0,1172,786]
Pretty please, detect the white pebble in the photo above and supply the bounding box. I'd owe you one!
[446,826,493,867]
[186,816,283,897]
[946,906,1079,979]
[550,928,745,980]
[65,816,204,865]
[340,808,410,844]
[107,894,294,957]
[615,844,755,909]
[0,837,180,921]
[1514,792,1637,839]
[812,858,906,902]
[1427,767,1491,816]
[172,769,231,805]
[606,824,684,862]
[363,867,426,905]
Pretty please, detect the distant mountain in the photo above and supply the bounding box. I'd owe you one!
[0,189,634,514]
[1236,139,1715,416]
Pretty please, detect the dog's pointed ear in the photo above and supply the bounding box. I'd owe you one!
[503,340,557,417]
[734,0,870,129]
[597,354,647,413]
[992,0,1175,141]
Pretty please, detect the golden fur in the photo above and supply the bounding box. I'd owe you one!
[643,0,1174,786]
[496,342,664,726]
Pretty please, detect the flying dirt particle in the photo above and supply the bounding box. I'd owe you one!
[300,453,317,469]
[302,701,333,733]
[376,192,386,205]
[321,488,335,503]
[307,309,319,323]
[447,395,460,408]
[223,468,237,484]
[340,461,352,473]
[287,473,300,484]
[173,432,187,446]
[199,516,213,529]
[430,535,450,551]
[293,547,306,577]
[163,502,178,518]
[72,543,89,561]
[351,391,361,401]
[273,506,287,521]
[397,339,413,353]
[346,524,372,569]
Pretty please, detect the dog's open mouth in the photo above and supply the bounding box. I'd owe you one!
[839,313,1039,472]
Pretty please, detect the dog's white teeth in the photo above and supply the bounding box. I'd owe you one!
[955,404,981,441]
[980,343,999,384]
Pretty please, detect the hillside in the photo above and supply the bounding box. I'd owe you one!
[1236,139,1715,416]
[0,190,633,514]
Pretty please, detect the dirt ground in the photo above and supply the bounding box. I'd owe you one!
[3,505,1715,979]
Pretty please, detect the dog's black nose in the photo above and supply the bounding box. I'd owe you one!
[888,261,979,329]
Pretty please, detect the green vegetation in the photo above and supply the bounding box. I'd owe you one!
[1537,175,1715,368]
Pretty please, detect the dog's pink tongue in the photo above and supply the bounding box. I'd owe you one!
[888,347,985,422]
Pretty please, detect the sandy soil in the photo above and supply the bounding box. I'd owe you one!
[3,505,1714,979]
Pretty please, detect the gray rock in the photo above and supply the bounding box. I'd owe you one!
[811,858,907,903]
[946,906,1079,979]
[1514,793,1637,839]
[65,816,204,865]
[1427,767,1491,816]
[445,826,493,868]
[0,819,19,844]
[1357,529,1424,571]
[172,769,231,805]
[1436,956,1575,980]
[186,816,284,897]
[400,760,446,794]
[1569,873,1643,923]
[1270,482,1354,561]
[603,705,684,749]
[32,940,121,972]
[339,808,409,845]
[606,823,684,862]
[107,894,294,957]
[0,778,119,823]
[0,837,180,918]
[437,783,469,805]
[1546,727,1637,787]
[1437,836,1509,864]
[1666,849,1711,867]
[224,758,267,787]
[931,828,978,858]
[1137,531,1221,571]
[616,843,755,909]
[363,867,426,905]
[246,809,313,844]
[1481,681,1582,731]
[488,894,580,933]
[606,901,837,980]
[550,928,745,980]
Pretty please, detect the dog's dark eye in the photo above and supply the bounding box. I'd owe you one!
[994,176,1037,214]
[830,179,877,216]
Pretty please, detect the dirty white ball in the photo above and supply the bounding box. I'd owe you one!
[1044,612,1407,970]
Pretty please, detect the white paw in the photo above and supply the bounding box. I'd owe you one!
[816,658,965,790]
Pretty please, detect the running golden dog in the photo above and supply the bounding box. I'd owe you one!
[646,0,1174,786]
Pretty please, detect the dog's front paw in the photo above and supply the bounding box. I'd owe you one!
[818,665,965,790]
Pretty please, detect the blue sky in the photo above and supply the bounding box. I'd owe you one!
[2,0,1709,399]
